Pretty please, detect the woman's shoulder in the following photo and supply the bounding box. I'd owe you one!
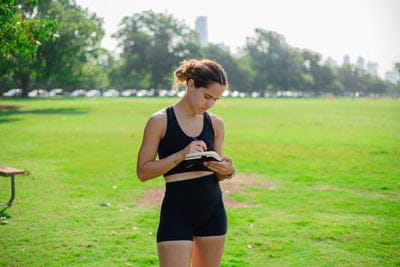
[143,108,166,129]
[207,112,224,129]
[152,108,167,118]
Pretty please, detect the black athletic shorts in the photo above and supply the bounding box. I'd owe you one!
[157,174,227,242]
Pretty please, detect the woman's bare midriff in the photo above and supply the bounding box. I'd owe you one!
[164,171,214,183]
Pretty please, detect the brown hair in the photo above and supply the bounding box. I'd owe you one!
[174,59,228,89]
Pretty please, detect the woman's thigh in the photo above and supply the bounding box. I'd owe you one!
[192,235,226,267]
[157,240,193,267]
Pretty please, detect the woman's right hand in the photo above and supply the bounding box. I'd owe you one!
[182,140,207,155]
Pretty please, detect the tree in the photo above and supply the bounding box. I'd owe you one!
[364,76,389,94]
[34,0,105,91]
[243,29,303,93]
[314,64,337,94]
[0,0,105,95]
[395,62,400,74]
[337,65,365,94]
[113,10,202,90]
[395,62,400,93]
[203,44,254,92]
[0,0,57,97]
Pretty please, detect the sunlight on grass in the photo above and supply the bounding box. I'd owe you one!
[0,97,399,266]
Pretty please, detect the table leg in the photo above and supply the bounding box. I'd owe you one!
[0,176,15,206]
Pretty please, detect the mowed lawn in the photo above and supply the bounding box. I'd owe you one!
[0,97,399,266]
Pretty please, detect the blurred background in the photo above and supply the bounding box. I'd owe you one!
[1,0,399,98]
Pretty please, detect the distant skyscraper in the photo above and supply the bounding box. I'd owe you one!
[195,16,208,47]
[356,57,365,70]
[385,71,400,84]
[324,57,338,67]
[366,62,378,76]
[217,43,230,53]
[343,55,350,65]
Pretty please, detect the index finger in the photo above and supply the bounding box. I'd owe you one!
[220,155,232,162]
[194,140,207,151]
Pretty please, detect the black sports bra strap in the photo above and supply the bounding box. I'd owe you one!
[203,111,212,126]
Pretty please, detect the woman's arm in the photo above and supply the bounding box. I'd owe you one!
[136,111,209,182]
[136,112,185,182]
[206,115,236,180]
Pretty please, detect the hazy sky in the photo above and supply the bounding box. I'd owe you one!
[75,0,400,77]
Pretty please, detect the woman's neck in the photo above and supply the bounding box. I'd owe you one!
[174,99,198,117]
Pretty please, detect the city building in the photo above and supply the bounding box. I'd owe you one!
[366,62,378,76]
[356,56,365,70]
[343,55,350,65]
[195,16,208,47]
[217,43,230,53]
[324,57,338,67]
[385,71,400,84]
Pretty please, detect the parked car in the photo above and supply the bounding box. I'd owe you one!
[230,90,245,98]
[3,89,22,97]
[103,89,119,97]
[86,89,101,97]
[48,88,64,96]
[28,89,48,97]
[137,89,155,97]
[70,89,86,97]
[222,90,230,97]
[158,89,177,97]
[121,89,137,97]
[177,90,185,97]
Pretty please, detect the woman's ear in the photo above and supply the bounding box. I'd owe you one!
[187,79,194,89]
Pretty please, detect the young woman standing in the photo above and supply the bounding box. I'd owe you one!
[136,59,236,267]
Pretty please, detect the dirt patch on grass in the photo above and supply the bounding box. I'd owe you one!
[136,173,275,208]
[311,185,335,191]
[136,188,165,207]
[0,105,21,111]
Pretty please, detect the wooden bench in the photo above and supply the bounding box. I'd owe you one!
[0,166,27,207]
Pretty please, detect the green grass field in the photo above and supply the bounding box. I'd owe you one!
[0,97,399,266]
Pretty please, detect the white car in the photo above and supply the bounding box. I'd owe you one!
[70,89,86,97]
[121,89,137,97]
[48,88,64,96]
[137,89,155,97]
[103,89,119,97]
[86,89,101,97]
[28,89,48,97]
[3,89,22,97]
[158,89,176,97]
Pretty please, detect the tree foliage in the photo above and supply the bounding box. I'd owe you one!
[0,0,105,96]
[112,10,202,90]
[244,29,302,92]
[395,62,400,75]
[34,0,105,90]
[1,6,394,97]
[0,0,57,96]
[202,44,254,91]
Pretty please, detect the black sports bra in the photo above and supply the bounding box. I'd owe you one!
[158,106,215,176]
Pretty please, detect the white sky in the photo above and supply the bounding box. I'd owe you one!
[75,0,400,78]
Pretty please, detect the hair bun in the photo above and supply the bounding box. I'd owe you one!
[174,59,198,83]
[173,58,228,89]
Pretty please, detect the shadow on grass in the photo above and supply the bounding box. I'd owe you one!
[0,118,23,124]
[0,105,88,124]
[0,207,12,224]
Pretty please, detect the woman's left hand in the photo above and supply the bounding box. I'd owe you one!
[204,155,235,180]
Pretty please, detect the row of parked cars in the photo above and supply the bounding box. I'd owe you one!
[3,88,281,98]
[3,88,239,98]
[2,88,176,97]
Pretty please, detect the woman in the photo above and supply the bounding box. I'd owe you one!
[136,59,236,267]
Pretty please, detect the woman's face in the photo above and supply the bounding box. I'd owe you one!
[189,81,226,114]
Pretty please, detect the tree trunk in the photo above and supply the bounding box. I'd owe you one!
[20,73,30,98]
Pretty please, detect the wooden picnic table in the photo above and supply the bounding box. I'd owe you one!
[0,166,27,207]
